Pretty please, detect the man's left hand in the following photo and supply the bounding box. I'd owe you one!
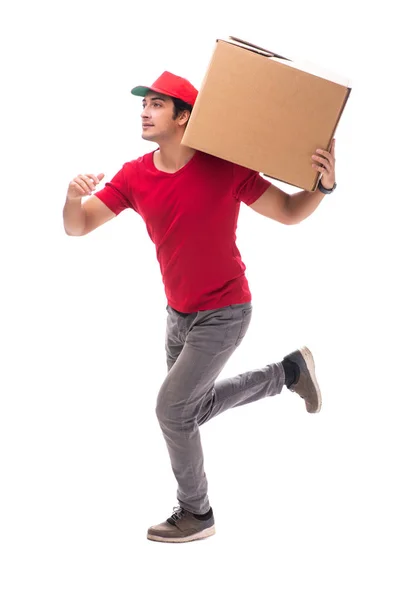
[312,138,336,190]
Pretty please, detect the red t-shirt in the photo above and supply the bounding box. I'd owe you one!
[95,150,271,312]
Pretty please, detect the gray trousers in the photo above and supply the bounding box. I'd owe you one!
[156,302,285,515]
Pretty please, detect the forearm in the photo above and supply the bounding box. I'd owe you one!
[285,140,337,223]
[63,197,86,236]
[286,188,326,224]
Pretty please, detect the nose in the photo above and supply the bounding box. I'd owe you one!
[141,106,150,118]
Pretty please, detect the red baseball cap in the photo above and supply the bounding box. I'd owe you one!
[131,71,198,107]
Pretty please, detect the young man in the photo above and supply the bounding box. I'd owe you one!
[63,71,337,544]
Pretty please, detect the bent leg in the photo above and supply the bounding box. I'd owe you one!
[157,304,251,514]
[198,362,285,425]
[157,303,285,514]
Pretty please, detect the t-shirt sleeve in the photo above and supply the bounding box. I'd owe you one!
[232,163,271,206]
[95,163,133,215]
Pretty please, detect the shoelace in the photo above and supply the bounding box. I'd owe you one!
[169,506,185,522]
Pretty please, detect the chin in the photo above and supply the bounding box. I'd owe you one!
[142,130,157,141]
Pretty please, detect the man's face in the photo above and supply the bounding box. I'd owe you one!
[141,92,178,141]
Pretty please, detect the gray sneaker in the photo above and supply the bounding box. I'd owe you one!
[284,346,322,413]
[147,506,215,543]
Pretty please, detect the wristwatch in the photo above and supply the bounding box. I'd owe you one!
[318,180,337,194]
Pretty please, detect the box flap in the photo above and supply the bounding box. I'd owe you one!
[224,36,351,88]
[225,35,290,60]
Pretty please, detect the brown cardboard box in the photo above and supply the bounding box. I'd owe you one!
[182,37,351,191]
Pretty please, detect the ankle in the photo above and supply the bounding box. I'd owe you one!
[282,358,300,388]
[193,507,213,521]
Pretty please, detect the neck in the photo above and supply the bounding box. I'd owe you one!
[155,135,196,173]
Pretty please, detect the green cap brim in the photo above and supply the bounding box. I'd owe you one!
[131,86,151,97]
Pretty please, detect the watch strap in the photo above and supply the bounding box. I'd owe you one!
[318,180,337,194]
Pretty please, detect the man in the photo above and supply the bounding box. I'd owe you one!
[63,71,337,543]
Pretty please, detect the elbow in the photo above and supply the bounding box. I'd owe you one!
[63,205,87,236]
[63,224,86,236]
[281,199,300,225]
[282,196,304,226]
[284,214,303,226]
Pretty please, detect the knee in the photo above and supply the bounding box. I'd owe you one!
[155,390,168,426]
[156,381,179,429]
[156,377,197,433]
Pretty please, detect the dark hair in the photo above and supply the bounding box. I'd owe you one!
[171,96,193,120]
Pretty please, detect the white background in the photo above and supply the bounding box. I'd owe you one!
[1,1,399,598]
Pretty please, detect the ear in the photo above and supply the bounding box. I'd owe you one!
[178,110,190,127]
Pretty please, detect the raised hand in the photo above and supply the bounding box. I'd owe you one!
[312,139,336,190]
[67,173,105,201]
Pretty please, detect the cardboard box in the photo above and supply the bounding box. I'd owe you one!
[182,37,351,191]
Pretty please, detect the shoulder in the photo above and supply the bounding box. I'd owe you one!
[195,151,230,167]
[192,151,236,177]
[122,151,152,171]
[196,152,262,180]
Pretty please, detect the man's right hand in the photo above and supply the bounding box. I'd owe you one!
[67,173,105,201]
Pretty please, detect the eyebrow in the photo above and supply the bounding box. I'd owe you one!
[142,95,167,103]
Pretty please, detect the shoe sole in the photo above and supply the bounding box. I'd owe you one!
[299,346,322,413]
[147,525,216,543]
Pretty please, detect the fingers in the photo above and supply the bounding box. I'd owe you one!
[68,173,104,201]
[314,149,333,163]
[311,140,336,188]
[311,155,331,174]
[71,181,87,196]
[314,140,335,163]
[312,165,325,174]
[77,174,100,195]
[312,142,335,172]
